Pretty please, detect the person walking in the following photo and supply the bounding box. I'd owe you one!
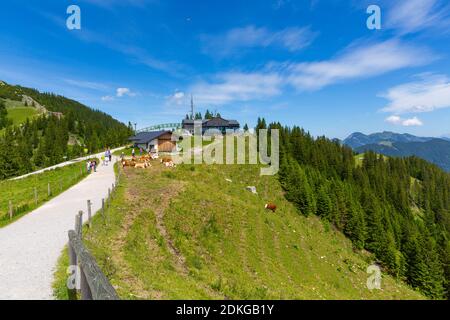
[132,148,135,158]
[108,148,112,162]
[86,160,91,173]
[104,149,109,166]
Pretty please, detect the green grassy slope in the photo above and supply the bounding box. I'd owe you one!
[7,107,38,126]
[54,161,424,300]
[0,160,93,227]
[0,99,39,135]
[3,98,40,125]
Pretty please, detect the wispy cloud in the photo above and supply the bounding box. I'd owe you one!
[63,78,109,91]
[385,115,423,126]
[385,0,450,35]
[381,74,450,114]
[116,87,136,97]
[191,72,283,105]
[189,39,434,106]
[285,39,434,90]
[72,28,184,76]
[80,0,157,9]
[36,10,183,77]
[101,95,115,102]
[200,25,317,57]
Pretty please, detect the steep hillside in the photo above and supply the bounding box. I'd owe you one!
[0,81,133,180]
[275,123,450,299]
[355,139,450,172]
[54,162,424,300]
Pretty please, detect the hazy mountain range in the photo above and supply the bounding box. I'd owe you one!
[343,132,450,172]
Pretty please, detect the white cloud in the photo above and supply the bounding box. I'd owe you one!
[200,25,317,57]
[116,87,136,97]
[101,95,115,102]
[385,115,423,126]
[386,0,450,34]
[167,91,186,106]
[381,74,450,114]
[191,72,283,105]
[402,117,423,127]
[286,40,434,90]
[187,40,434,106]
[385,115,402,125]
[101,87,136,101]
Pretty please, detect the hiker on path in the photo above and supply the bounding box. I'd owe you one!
[87,160,91,173]
[108,148,112,162]
[104,149,109,166]
[132,148,135,158]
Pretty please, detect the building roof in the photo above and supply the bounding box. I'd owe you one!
[129,131,171,144]
[181,119,208,125]
[182,117,240,128]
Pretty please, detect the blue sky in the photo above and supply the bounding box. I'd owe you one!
[0,0,450,139]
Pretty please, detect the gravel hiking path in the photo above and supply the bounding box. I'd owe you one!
[0,155,119,299]
[10,147,125,181]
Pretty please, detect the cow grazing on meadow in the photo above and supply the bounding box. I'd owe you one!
[135,162,148,169]
[161,157,173,164]
[122,160,136,168]
[265,203,277,212]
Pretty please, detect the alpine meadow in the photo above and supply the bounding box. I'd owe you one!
[1,0,450,311]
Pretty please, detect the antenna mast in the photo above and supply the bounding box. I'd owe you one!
[190,94,194,119]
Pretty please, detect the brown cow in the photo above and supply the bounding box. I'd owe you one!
[265,203,277,212]
[135,162,147,169]
[140,154,152,161]
[161,157,172,164]
[122,160,136,168]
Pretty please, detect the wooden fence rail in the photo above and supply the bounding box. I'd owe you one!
[68,230,119,300]
[66,158,121,300]
[1,163,88,222]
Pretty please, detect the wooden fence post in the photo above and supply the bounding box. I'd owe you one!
[80,267,92,300]
[87,200,92,228]
[102,198,105,221]
[75,211,83,237]
[67,236,77,299]
[48,182,51,197]
[9,200,13,220]
[68,230,119,300]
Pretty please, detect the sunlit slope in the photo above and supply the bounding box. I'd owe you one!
[65,162,424,300]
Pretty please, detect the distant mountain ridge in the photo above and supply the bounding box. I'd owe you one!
[343,131,435,149]
[343,132,450,172]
